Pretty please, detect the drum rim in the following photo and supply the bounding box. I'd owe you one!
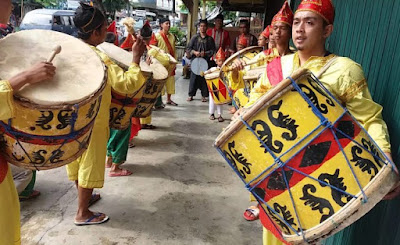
[221,46,263,72]
[243,65,266,80]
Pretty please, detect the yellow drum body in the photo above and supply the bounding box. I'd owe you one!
[205,69,231,105]
[233,88,249,108]
[215,71,398,244]
[0,82,106,170]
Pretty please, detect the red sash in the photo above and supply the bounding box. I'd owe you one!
[267,56,283,86]
[160,32,176,76]
[0,155,8,184]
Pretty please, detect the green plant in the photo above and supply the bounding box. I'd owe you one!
[170,26,186,46]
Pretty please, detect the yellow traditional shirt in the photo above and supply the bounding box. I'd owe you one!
[153,32,176,56]
[0,80,21,245]
[246,52,391,152]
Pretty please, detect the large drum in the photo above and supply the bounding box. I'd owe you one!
[233,66,266,108]
[0,30,106,170]
[98,42,153,129]
[215,69,398,244]
[204,67,231,105]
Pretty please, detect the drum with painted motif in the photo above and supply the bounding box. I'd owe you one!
[0,30,106,170]
[214,69,398,244]
[204,67,231,105]
[233,66,266,108]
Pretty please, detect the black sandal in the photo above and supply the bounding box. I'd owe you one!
[141,124,156,130]
[209,114,215,120]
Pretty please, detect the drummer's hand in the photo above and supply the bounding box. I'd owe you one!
[383,153,400,200]
[193,51,200,57]
[9,62,56,91]
[146,56,152,65]
[200,51,205,57]
[232,59,245,71]
[132,35,146,64]
[232,107,245,121]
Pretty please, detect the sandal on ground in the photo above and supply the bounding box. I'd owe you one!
[201,97,207,102]
[167,100,178,106]
[105,157,112,168]
[209,114,215,120]
[108,168,133,177]
[88,193,101,207]
[243,206,260,221]
[154,104,165,110]
[19,190,40,201]
[129,142,135,148]
[74,212,109,226]
[187,97,193,101]
[218,116,224,122]
[141,124,156,130]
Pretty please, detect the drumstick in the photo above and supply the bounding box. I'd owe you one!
[47,45,62,63]
[222,56,267,72]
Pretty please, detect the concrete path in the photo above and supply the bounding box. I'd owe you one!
[20,65,261,245]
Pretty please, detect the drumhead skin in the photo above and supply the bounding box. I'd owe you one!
[98,42,132,70]
[204,68,220,80]
[0,30,105,106]
[243,66,266,80]
[149,59,168,80]
[191,58,208,76]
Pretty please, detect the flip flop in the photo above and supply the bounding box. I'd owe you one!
[201,97,207,102]
[187,97,193,101]
[141,124,156,130]
[209,114,215,120]
[88,193,101,207]
[109,169,133,177]
[74,212,109,226]
[167,101,178,106]
[19,190,40,201]
[129,143,135,148]
[218,116,224,122]
[243,206,260,221]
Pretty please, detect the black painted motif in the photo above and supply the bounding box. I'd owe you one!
[299,141,331,168]
[318,169,353,207]
[251,120,283,154]
[35,111,54,130]
[267,170,293,190]
[268,100,299,141]
[300,184,334,223]
[267,203,299,234]
[57,110,73,130]
[86,100,97,119]
[49,149,64,163]
[223,141,252,179]
[31,149,47,164]
[335,120,355,139]
[350,143,379,180]
[361,138,383,169]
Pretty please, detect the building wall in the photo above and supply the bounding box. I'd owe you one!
[291,0,400,244]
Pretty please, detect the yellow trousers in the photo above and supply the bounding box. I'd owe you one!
[66,125,109,189]
[165,76,175,95]
[0,164,21,245]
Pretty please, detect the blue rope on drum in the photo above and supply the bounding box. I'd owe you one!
[214,72,395,243]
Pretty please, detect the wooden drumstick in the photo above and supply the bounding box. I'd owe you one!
[47,45,62,63]
[222,56,269,72]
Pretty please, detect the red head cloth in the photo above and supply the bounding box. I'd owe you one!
[261,25,272,39]
[216,47,226,61]
[120,34,136,51]
[107,21,119,46]
[296,0,335,24]
[272,1,294,27]
[237,34,248,47]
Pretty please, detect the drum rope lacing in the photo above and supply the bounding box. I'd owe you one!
[215,72,396,243]
[0,98,102,170]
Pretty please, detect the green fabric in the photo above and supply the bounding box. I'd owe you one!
[155,95,163,107]
[19,170,36,197]
[106,124,131,164]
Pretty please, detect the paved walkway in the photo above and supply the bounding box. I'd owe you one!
[20,65,261,245]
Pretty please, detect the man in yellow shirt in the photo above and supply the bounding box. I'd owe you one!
[151,17,178,106]
[67,3,147,226]
[1,3,57,244]
[234,0,400,244]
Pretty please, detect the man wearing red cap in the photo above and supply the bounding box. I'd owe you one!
[234,19,257,52]
[207,14,231,57]
[238,0,400,244]
[208,47,226,122]
[258,25,271,50]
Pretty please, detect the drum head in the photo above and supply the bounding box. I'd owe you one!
[221,46,263,73]
[204,68,220,80]
[98,42,132,70]
[243,66,266,81]
[191,58,208,76]
[139,61,153,77]
[0,30,105,105]
[149,59,168,80]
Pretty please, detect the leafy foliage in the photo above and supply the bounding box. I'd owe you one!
[170,26,186,46]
